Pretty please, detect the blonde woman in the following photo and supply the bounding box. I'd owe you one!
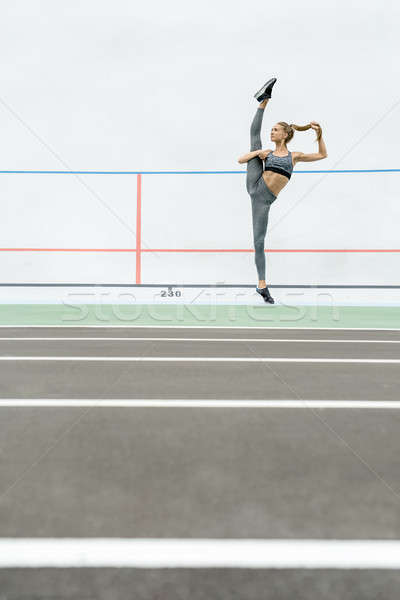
[238,77,328,303]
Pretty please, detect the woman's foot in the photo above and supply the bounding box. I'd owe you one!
[254,77,277,102]
[256,286,275,304]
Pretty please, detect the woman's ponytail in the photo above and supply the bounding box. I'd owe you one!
[278,121,322,144]
[290,123,322,142]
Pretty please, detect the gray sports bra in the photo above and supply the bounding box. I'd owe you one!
[263,150,293,180]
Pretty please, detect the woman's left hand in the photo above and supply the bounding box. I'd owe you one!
[310,121,321,132]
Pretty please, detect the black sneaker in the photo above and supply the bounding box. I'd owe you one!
[254,77,277,102]
[256,286,275,304]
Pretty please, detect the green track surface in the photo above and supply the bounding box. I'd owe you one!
[0,304,399,328]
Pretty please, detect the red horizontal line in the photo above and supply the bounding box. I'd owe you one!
[0,248,137,252]
[0,248,399,253]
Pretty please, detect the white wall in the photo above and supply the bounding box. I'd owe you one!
[0,0,399,294]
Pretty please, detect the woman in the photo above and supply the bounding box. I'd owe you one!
[238,77,328,304]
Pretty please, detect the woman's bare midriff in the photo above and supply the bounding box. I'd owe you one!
[262,171,290,197]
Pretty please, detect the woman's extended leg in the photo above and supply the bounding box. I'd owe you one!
[246,99,269,195]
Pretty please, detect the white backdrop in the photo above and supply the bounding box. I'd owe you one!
[0,0,399,298]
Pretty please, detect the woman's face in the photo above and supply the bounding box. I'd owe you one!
[270,124,286,143]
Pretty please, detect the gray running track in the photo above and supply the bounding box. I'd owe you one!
[0,326,399,400]
[0,326,399,599]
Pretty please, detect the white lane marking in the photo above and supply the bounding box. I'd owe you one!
[1,539,400,568]
[0,337,399,343]
[0,325,399,331]
[0,356,399,363]
[1,399,400,408]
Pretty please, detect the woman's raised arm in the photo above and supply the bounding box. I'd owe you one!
[294,122,327,162]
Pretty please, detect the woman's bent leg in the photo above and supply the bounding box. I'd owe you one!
[246,106,266,194]
[251,190,271,281]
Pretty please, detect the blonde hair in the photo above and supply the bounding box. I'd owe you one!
[278,121,322,145]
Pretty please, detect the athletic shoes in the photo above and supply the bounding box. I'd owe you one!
[254,77,277,102]
[256,286,275,304]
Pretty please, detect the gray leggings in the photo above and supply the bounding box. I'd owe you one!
[246,106,277,281]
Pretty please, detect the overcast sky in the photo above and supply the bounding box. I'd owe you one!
[0,0,398,170]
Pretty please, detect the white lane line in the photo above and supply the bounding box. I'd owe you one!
[0,337,400,343]
[1,539,400,568]
[0,325,399,331]
[1,399,400,408]
[0,356,399,363]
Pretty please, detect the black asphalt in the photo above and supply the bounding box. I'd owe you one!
[2,326,400,340]
[1,569,400,600]
[1,361,400,400]
[1,339,400,359]
[1,407,400,538]
[0,327,399,400]
[0,326,399,599]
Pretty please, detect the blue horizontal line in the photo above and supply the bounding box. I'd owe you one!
[0,169,399,175]
[0,283,398,289]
